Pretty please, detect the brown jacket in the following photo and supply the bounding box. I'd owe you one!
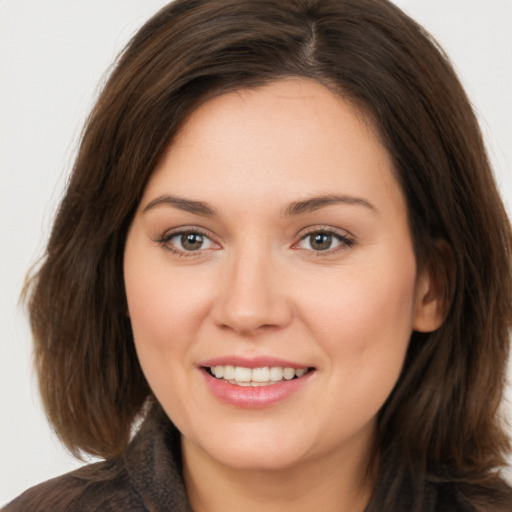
[4,404,508,511]
[3,406,190,511]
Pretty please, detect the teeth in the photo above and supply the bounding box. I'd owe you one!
[252,367,270,382]
[209,365,310,385]
[283,368,295,380]
[234,367,251,382]
[224,365,235,380]
[269,367,283,381]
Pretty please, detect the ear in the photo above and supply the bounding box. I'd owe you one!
[412,240,455,333]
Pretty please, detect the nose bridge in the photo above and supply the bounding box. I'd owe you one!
[213,238,291,334]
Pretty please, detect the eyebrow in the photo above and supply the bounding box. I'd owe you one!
[143,195,216,216]
[284,195,377,216]
[142,193,376,217]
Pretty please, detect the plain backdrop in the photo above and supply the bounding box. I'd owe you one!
[1,0,511,505]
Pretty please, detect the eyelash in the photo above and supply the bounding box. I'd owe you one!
[293,227,355,256]
[155,226,355,258]
[156,228,218,258]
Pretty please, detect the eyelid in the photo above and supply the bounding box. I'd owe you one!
[154,224,354,257]
[155,226,221,256]
[292,225,355,253]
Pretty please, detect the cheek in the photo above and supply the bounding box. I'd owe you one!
[125,265,176,349]
[123,247,207,413]
[124,236,211,352]
[126,276,193,347]
[299,252,417,389]
[304,264,416,338]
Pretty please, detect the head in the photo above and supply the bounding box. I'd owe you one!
[27,0,511,492]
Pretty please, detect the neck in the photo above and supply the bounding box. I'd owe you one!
[182,434,376,512]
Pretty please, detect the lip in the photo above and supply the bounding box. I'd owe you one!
[198,358,315,409]
[199,356,310,369]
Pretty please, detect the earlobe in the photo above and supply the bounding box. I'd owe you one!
[412,240,455,333]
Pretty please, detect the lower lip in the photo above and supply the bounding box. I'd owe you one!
[201,369,313,408]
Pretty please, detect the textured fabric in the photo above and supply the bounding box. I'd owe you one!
[3,405,191,512]
[3,404,505,511]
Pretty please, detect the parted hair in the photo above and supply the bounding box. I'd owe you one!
[26,0,512,509]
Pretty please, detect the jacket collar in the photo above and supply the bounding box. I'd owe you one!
[123,402,191,511]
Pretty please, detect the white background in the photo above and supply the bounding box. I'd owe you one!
[1,0,511,505]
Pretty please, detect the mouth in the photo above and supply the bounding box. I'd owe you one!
[203,365,315,387]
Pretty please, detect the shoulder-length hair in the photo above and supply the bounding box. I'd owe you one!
[26,0,512,508]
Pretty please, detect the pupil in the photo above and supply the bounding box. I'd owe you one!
[182,233,203,250]
[312,233,332,251]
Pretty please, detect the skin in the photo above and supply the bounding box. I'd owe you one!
[124,78,444,512]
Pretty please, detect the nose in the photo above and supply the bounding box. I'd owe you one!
[211,246,293,336]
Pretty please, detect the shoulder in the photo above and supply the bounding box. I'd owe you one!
[3,403,189,512]
[2,458,145,512]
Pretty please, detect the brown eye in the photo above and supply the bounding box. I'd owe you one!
[164,231,214,252]
[180,233,205,251]
[296,230,353,253]
[309,233,333,251]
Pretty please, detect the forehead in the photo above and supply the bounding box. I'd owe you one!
[143,78,403,215]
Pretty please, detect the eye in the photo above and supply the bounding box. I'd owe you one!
[159,230,216,253]
[295,230,354,252]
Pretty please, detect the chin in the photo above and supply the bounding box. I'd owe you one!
[185,421,316,472]
[206,441,310,472]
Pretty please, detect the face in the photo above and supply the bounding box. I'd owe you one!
[124,79,439,474]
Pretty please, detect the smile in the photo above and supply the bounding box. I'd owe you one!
[206,365,310,386]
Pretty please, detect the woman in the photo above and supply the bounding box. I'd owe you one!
[4,0,512,510]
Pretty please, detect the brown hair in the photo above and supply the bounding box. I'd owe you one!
[26,0,512,508]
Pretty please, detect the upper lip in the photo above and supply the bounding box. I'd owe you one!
[199,356,311,369]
